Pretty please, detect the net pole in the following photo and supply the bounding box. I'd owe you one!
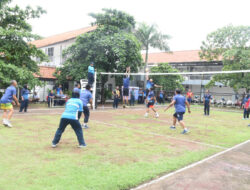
[200,74,204,103]
[92,70,97,110]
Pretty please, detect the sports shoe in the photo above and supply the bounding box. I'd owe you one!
[82,124,89,129]
[248,124,250,127]
[181,129,189,134]
[170,126,176,130]
[78,144,87,148]
[155,113,159,118]
[3,119,8,126]
[6,120,12,128]
[51,144,57,148]
[144,113,148,118]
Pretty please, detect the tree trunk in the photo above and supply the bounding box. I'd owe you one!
[144,47,149,87]
[100,75,108,104]
[101,80,105,104]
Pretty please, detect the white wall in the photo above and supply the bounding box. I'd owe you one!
[39,39,75,67]
[33,81,55,101]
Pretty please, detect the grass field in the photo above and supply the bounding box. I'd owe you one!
[0,106,249,190]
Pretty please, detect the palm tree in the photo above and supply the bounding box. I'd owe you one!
[135,23,171,73]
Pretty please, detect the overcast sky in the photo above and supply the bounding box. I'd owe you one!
[12,0,250,51]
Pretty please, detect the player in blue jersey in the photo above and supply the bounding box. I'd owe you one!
[0,80,20,127]
[123,67,130,108]
[51,92,86,148]
[19,84,29,113]
[144,88,159,118]
[164,89,191,134]
[203,90,212,116]
[145,68,162,96]
[80,84,93,129]
[73,83,81,94]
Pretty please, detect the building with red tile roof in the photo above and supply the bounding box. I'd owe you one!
[143,50,205,64]
[34,66,57,80]
[31,26,97,48]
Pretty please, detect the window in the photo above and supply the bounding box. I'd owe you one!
[47,47,54,56]
[45,47,54,62]
[108,84,112,91]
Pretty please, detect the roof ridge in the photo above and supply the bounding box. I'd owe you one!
[143,50,201,55]
[38,25,96,40]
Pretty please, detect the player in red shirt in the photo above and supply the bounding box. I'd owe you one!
[186,89,193,104]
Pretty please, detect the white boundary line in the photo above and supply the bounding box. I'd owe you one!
[131,139,250,190]
[93,120,226,150]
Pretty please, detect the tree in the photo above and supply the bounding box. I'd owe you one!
[57,9,142,103]
[200,25,250,92]
[0,0,47,89]
[151,63,184,92]
[135,23,171,73]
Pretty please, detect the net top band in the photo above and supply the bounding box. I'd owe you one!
[99,70,250,76]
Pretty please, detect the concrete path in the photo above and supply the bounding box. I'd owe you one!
[134,141,250,190]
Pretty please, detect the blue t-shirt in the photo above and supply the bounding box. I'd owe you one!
[159,92,164,98]
[139,91,143,97]
[21,88,29,100]
[61,98,83,120]
[80,89,92,106]
[146,80,154,89]
[243,97,248,105]
[204,94,212,103]
[0,85,17,103]
[88,66,95,74]
[173,94,186,113]
[56,87,62,95]
[123,77,130,88]
[147,91,155,102]
[48,92,54,101]
[73,87,80,94]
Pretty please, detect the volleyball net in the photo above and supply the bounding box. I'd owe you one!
[92,70,250,109]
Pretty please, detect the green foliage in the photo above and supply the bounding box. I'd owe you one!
[89,8,135,33]
[150,63,184,91]
[0,0,46,88]
[57,9,142,102]
[200,25,250,92]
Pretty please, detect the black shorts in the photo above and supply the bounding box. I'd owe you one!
[146,89,150,97]
[173,112,185,121]
[123,88,129,96]
[147,101,155,108]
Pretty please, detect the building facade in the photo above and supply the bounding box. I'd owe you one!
[144,50,244,102]
[31,26,96,101]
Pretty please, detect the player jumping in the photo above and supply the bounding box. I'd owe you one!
[123,67,130,108]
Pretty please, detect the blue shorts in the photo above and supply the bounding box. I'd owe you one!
[173,112,185,121]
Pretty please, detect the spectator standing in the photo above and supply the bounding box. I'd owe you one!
[19,84,29,112]
[130,88,135,106]
[112,86,120,109]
